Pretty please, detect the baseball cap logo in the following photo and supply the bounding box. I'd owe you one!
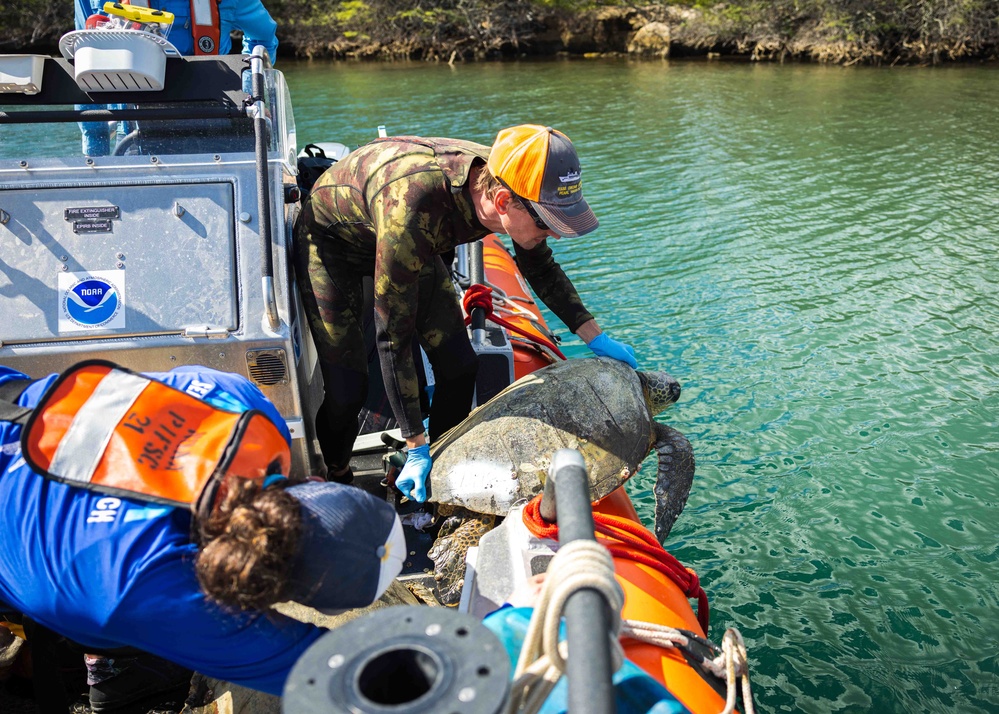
[559,170,581,184]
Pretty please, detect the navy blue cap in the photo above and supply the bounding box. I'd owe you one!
[284,482,405,613]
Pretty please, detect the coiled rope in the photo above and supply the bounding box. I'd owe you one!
[462,284,567,360]
[518,496,755,714]
[507,539,624,714]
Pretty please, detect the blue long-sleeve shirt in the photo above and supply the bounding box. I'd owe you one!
[0,366,320,696]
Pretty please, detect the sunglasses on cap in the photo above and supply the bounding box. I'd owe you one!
[520,199,550,232]
[495,176,550,232]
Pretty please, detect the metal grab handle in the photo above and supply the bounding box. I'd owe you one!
[469,239,486,346]
[548,449,618,714]
[248,45,280,330]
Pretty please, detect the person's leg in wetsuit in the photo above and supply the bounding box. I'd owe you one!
[295,237,369,483]
[415,256,479,443]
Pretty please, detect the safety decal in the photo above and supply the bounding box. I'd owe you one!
[58,269,126,333]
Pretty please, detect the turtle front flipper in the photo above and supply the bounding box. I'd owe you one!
[428,510,496,606]
[652,422,695,545]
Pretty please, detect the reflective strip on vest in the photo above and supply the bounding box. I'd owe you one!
[48,370,149,485]
[191,0,221,55]
[20,360,293,518]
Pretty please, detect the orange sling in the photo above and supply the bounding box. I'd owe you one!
[20,360,290,523]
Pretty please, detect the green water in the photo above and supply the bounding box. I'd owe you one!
[283,59,999,712]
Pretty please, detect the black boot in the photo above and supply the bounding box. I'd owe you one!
[88,654,192,713]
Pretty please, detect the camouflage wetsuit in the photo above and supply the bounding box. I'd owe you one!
[294,137,593,472]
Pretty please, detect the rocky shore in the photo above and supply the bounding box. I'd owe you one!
[2,2,997,66]
[278,4,999,65]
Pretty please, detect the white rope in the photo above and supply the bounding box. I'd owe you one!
[491,292,538,320]
[620,618,693,650]
[502,539,755,714]
[466,279,549,329]
[621,619,755,714]
[706,628,755,714]
[472,277,562,351]
[507,540,625,714]
[478,280,551,327]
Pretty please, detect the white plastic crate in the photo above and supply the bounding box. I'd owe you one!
[59,29,179,92]
[0,54,46,94]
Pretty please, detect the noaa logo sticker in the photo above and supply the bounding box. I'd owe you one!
[58,270,125,332]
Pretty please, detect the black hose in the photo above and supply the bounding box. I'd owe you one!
[468,240,486,339]
[549,449,618,714]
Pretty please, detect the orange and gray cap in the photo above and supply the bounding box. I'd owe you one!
[487,124,599,238]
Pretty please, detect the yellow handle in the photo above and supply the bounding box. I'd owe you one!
[101,2,175,25]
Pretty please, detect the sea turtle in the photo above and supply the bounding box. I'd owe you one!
[424,357,695,604]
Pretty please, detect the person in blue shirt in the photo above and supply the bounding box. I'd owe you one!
[73,0,279,156]
[0,364,403,709]
[73,0,279,58]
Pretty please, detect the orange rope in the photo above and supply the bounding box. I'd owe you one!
[462,284,567,360]
[522,495,710,632]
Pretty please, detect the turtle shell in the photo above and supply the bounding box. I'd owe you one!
[427,358,653,515]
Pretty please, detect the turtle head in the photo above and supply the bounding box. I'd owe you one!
[637,370,681,415]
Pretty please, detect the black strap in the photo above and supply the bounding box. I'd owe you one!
[302,142,328,158]
[0,377,34,424]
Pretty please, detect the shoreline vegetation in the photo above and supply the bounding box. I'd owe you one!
[3,1,997,66]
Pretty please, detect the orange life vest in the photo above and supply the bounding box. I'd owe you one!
[19,360,290,525]
[189,0,221,55]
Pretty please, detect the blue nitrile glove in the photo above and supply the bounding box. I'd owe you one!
[396,444,431,503]
[586,333,638,369]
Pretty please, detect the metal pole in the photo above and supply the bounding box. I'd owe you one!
[539,466,558,523]
[248,46,280,330]
[549,449,617,714]
[468,240,486,347]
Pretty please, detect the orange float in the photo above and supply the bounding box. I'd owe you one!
[598,489,728,712]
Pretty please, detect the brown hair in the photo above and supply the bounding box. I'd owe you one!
[473,163,505,200]
[474,163,530,214]
[195,480,301,611]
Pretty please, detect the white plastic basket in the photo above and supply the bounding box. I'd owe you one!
[59,29,180,92]
[0,54,46,94]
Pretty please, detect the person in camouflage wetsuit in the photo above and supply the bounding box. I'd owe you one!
[294,126,638,499]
